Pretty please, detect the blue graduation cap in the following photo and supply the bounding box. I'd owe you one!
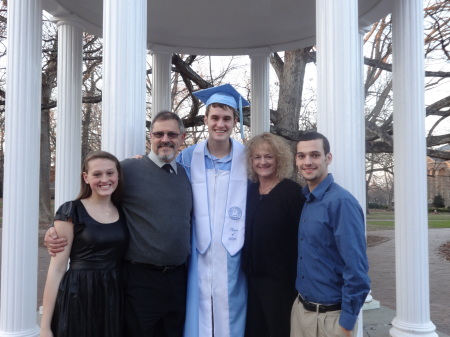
[193,84,250,139]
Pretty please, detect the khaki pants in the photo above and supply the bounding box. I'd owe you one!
[290,298,357,337]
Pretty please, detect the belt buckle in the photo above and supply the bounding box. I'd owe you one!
[304,298,326,313]
[317,304,326,313]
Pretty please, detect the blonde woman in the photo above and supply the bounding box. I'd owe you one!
[242,133,305,337]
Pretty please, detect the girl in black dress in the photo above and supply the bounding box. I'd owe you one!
[40,151,128,337]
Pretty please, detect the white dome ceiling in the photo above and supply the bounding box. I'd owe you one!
[43,0,392,55]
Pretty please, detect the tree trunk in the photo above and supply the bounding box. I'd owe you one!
[39,38,58,225]
[273,48,312,182]
[40,107,53,225]
[82,102,92,159]
[276,49,310,133]
[82,72,96,159]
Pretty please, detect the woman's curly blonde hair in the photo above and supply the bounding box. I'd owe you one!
[246,132,294,182]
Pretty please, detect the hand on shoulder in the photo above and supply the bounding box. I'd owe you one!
[44,226,67,257]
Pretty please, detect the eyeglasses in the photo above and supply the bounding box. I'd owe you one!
[151,132,180,139]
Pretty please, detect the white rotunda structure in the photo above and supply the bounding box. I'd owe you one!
[1,1,435,336]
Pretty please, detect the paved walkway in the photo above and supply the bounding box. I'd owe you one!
[365,228,450,336]
[3,228,450,336]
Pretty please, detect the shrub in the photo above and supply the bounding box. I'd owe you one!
[432,194,445,208]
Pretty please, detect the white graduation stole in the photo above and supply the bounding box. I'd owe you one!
[191,139,247,256]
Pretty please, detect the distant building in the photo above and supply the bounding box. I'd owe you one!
[427,157,450,208]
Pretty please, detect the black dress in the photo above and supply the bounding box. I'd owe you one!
[50,199,128,337]
[242,179,305,337]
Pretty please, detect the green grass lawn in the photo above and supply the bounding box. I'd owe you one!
[367,210,450,231]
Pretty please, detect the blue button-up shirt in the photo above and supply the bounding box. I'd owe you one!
[296,174,370,330]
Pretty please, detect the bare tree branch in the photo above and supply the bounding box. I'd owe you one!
[426,95,450,117]
[364,57,450,77]
[171,53,210,89]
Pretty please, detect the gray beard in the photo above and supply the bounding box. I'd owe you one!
[158,152,175,162]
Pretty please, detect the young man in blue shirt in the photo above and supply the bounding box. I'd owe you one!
[291,131,370,337]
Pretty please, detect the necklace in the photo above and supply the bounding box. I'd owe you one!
[259,180,279,195]
[90,198,112,216]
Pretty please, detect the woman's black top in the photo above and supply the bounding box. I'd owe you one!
[242,178,305,283]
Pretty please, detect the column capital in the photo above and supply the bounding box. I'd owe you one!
[248,48,272,58]
[150,48,173,57]
[51,14,86,30]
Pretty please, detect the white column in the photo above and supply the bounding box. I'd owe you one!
[54,18,84,209]
[316,0,363,196]
[0,1,42,336]
[390,1,437,336]
[358,27,377,309]
[250,52,270,136]
[102,0,147,160]
[151,50,172,119]
[356,27,377,337]
[354,28,367,209]
[316,2,365,337]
